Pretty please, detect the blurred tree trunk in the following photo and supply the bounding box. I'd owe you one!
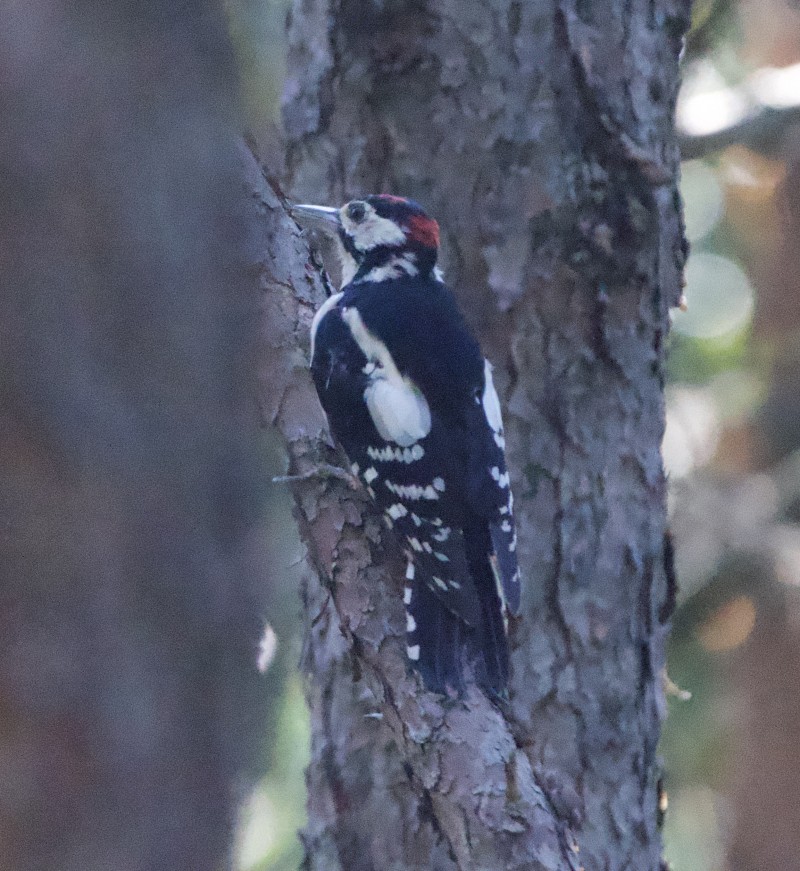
[272,0,691,868]
[725,147,800,871]
[0,4,273,870]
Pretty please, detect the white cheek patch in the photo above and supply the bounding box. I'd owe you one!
[351,213,407,251]
[310,292,344,360]
[342,307,432,447]
[358,254,418,284]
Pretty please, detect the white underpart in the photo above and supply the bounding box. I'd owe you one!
[310,291,344,359]
[342,306,432,447]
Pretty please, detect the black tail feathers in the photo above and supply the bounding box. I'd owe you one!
[406,573,510,696]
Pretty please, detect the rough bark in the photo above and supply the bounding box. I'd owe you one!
[0,5,272,870]
[268,0,690,868]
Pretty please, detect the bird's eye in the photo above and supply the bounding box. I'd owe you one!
[347,201,367,223]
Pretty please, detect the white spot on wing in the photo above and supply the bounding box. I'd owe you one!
[407,644,420,661]
[491,466,510,488]
[405,561,415,580]
[432,477,445,492]
[385,480,439,501]
[404,586,413,604]
[482,359,504,435]
[406,612,417,632]
[366,443,425,463]
[363,467,378,484]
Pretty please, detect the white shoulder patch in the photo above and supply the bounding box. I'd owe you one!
[310,292,344,360]
[482,359,504,434]
[342,306,432,447]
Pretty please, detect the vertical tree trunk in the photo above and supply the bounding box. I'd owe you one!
[0,5,272,870]
[272,1,690,867]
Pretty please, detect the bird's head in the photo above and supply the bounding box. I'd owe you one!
[292,194,440,287]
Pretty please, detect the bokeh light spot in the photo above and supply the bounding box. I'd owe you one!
[672,253,754,339]
[698,595,757,653]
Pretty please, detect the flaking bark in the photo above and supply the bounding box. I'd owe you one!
[263,0,690,867]
[249,150,577,871]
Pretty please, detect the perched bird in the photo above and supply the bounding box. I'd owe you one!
[293,194,520,695]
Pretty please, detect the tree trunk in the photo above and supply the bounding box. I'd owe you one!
[268,0,689,867]
[0,5,273,870]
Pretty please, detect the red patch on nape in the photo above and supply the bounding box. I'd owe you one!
[375,194,408,205]
[406,214,440,249]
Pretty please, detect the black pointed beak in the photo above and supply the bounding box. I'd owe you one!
[290,203,341,236]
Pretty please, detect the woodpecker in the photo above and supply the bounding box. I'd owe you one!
[293,194,520,696]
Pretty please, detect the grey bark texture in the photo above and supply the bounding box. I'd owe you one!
[0,4,273,869]
[259,0,690,868]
